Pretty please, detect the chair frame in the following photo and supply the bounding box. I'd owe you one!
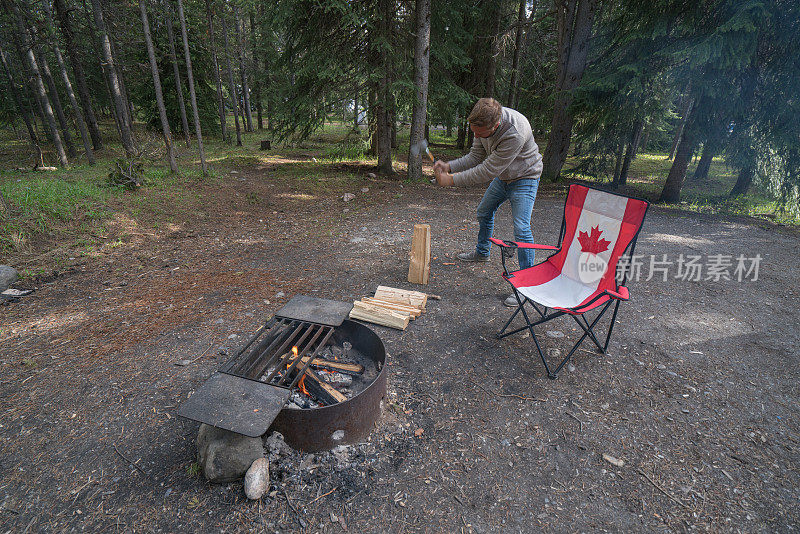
[492,184,649,379]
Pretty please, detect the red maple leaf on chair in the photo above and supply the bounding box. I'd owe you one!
[578,225,611,254]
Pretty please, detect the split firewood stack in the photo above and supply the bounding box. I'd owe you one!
[349,285,433,330]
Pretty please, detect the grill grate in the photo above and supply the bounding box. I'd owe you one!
[220,318,336,389]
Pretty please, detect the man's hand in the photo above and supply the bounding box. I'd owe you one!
[433,160,450,174]
[434,167,455,187]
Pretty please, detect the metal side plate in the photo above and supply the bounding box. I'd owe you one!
[177,372,291,437]
[275,295,353,327]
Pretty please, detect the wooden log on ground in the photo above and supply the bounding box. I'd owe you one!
[349,300,410,330]
[374,285,427,309]
[408,224,431,285]
[361,297,422,318]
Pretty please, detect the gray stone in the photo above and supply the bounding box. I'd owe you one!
[0,266,18,292]
[197,424,264,483]
[244,457,269,500]
[265,431,292,459]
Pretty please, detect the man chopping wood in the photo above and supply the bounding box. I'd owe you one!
[434,98,543,307]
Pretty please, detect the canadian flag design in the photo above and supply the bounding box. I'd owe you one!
[512,187,641,310]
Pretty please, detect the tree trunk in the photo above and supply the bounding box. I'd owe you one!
[367,87,376,156]
[249,12,262,130]
[407,0,430,182]
[54,0,102,150]
[106,21,133,130]
[221,9,242,146]
[8,19,48,139]
[40,0,92,161]
[51,44,94,164]
[692,139,718,181]
[375,0,393,175]
[89,0,135,157]
[618,118,644,186]
[483,1,502,98]
[165,7,190,145]
[7,0,68,166]
[611,141,624,188]
[239,90,247,127]
[669,94,693,160]
[235,7,253,132]
[541,0,598,181]
[456,117,467,150]
[729,164,754,197]
[506,0,527,105]
[0,41,43,166]
[32,31,77,159]
[206,0,227,139]
[659,124,695,202]
[390,97,397,150]
[177,0,207,174]
[139,0,177,172]
[353,87,359,129]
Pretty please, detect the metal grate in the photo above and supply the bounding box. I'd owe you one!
[220,317,335,390]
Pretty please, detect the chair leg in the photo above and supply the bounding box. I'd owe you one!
[497,304,522,338]
[499,309,566,339]
[514,293,557,379]
[570,309,609,354]
[552,303,613,376]
[603,299,623,352]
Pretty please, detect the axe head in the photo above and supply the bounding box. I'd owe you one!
[410,138,429,157]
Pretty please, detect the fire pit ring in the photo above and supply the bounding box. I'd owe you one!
[178,296,388,453]
[269,319,387,452]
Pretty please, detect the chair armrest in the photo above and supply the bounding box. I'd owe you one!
[606,286,629,300]
[488,237,559,250]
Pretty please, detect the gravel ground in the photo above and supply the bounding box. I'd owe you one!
[1,165,798,533]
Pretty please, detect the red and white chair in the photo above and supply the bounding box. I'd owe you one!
[491,184,649,378]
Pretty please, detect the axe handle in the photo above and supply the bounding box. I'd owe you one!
[426,149,435,163]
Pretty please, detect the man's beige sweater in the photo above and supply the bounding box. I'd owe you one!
[449,107,543,187]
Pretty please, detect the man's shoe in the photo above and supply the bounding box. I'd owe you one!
[457,251,490,262]
[503,294,519,307]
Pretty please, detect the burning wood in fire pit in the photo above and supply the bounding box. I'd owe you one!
[268,345,365,408]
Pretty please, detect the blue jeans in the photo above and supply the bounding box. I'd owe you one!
[475,177,540,270]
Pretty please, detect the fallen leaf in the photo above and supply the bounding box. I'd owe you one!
[414,428,424,437]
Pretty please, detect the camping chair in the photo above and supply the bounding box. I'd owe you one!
[490,183,649,379]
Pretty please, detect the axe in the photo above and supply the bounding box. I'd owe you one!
[410,139,435,163]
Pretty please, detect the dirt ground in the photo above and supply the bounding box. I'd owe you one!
[1,159,798,533]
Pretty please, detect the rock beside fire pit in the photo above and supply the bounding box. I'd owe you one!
[244,458,270,500]
[0,266,18,292]
[197,424,264,483]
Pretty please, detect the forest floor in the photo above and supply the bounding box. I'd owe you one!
[1,136,799,532]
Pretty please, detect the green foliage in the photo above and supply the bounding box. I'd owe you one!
[323,131,370,161]
[0,174,108,221]
[185,462,201,477]
[131,3,220,137]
